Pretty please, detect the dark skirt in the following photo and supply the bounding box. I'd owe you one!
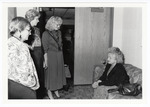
[30,47,45,98]
[8,79,36,99]
[30,47,44,87]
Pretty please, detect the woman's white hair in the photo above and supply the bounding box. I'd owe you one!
[25,9,40,22]
[9,17,31,36]
[108,47,125,64]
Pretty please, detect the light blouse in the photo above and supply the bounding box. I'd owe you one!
[32,27,41,47]
[8,37,39,90]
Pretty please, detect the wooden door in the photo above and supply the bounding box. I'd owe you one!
[74,7,113,85]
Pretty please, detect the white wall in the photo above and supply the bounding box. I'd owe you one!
[113,8,142,68]
[16,7,34,17]
[113,8,123,50]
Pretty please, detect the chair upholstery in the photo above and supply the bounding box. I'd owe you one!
[92,64,142,99]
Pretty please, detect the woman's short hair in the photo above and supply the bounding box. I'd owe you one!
[9,17,31,36]
[25,9,40,22]
[45,16,63,31]
[108,47,125,64]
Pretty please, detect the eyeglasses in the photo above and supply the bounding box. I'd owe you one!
[25,29,31,32]
[56,24,61,27]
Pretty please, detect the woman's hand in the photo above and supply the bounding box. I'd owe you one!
[24,43,34,50]
[92,81,99,88]
[43,53,48,69]
[92,80,102,88]
[43,61,48,69]
[31,41,35,50]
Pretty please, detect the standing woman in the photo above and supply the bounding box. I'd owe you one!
[8,17,39,99]
[25,9,45,98]
[42,16,66,99]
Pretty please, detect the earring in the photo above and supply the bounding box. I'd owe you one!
[18,30,22,40]
[19,35,21,39]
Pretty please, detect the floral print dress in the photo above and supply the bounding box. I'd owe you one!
[8,37,39,90]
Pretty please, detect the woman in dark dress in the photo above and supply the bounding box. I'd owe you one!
[92,47,129,99]
[92,47,129,88]
[25,9,45,99]
[42,16,66,99]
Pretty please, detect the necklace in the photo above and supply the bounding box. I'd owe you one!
[13,36,20,41]
[107,63,116,76]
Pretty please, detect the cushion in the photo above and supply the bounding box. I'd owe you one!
[124,64,142,85]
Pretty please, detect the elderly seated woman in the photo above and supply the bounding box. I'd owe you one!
[92,47,130,99]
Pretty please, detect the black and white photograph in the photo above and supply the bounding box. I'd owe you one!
[1,0,150,106]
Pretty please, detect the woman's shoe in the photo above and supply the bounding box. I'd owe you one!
[54,90,60,98]
[47,90,54,99]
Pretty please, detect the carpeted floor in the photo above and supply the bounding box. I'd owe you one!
[43,78,94,99]
[59,85,94,99]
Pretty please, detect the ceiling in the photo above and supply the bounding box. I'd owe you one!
[41,7,75,20]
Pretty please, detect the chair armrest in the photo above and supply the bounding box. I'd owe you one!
[93,64,105,82]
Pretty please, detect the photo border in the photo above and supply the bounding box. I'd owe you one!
[1,0,149,107]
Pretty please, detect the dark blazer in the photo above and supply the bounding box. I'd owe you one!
[99,63,129,86]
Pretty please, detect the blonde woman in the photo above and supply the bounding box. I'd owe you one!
[42,16,66,99]
[92,47,130,99]
[92,47,129,88]
[8,17,39,99]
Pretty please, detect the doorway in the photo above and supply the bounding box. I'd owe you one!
[61,25,74,81]
[38,7,75,84]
